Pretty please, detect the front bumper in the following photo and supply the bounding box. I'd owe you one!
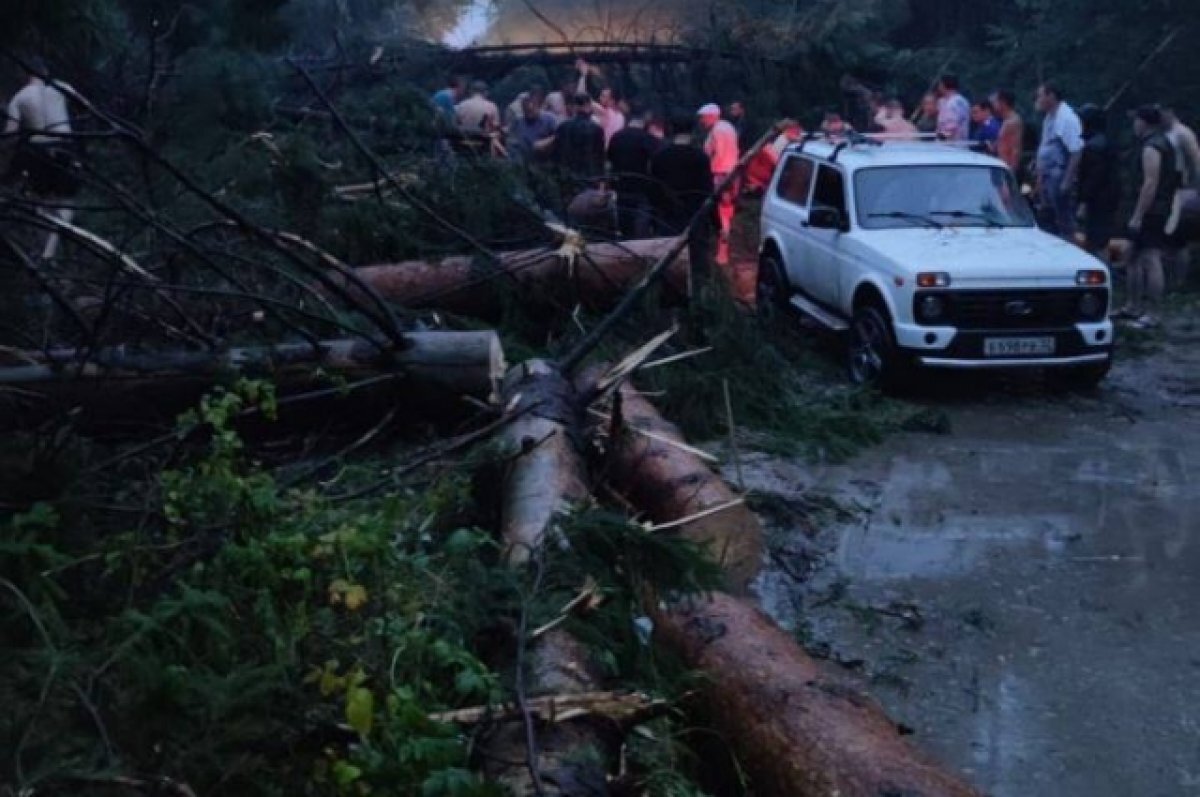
[918,352,1110,369]
[896,323,1114,370]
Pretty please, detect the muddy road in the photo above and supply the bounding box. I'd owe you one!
[743,318,1200,797]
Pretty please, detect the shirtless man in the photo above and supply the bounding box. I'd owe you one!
[991,90,1024,177]
[5,57,79,260]
[1162,106,1200,288]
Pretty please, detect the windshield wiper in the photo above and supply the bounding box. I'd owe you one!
[929,210,1004,229]
[867,211,944,230]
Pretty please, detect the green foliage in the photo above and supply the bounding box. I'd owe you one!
[0,382,726,795]
[625,280,940,461]
[0,383,514,795]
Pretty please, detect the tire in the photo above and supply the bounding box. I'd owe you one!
[847,304,913,392]
[756,250,790,322]
[1050,360,1112,392]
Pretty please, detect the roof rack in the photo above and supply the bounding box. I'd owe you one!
[786,131,983,159]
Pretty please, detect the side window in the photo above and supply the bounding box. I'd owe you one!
[812,165,847,215]
[775,156,815,207]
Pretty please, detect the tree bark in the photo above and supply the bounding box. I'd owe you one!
[353,238,691,319]
[603,381,763,593]
[655,593,982,797]
[0,331,506,430]
[497,360,589,565]
[487,359,611,796]
[593,380,981,796]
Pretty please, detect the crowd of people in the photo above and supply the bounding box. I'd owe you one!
[871,76,1199,330]
[432,66,1200,327]
[3,54,1197,330]
[431,60,761,266]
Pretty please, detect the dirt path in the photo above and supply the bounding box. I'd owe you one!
[741,315,1200,797]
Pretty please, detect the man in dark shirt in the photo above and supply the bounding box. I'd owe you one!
[1076,104,1120,257]
[650,116,713,276]
[1118,105,1179,329]
[970,100,1002,154]
[508,91,558,164]
[554,93,605,180]
[729,100,753,153]
[607,112,661,238]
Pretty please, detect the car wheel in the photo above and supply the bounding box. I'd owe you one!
[847,305,911,391]
[756,251,789,321]
[1050,361,1112,392]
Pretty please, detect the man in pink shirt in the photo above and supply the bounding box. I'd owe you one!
[572,60,626,146]
[593,87,626,146]
[698,103,740,264]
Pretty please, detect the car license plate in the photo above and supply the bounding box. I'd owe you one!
[984,337,1056,357]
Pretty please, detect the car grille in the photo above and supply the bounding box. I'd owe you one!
[916,289,1103,330]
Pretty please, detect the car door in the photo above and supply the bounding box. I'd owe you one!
[766,155,816,289]
[807,163,850,307]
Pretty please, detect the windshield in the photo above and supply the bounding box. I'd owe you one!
[855,165,1035,230]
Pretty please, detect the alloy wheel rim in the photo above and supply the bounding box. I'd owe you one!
[850,316,885,384]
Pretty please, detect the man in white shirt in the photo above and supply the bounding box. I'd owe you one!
[1034,82,1085,239]
[875,99,918,139]
[698,103,740,265]
[5,57,79,260]
[454,81,500,133]
[935,74,970,141]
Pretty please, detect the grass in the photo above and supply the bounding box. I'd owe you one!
[628,279,949,462]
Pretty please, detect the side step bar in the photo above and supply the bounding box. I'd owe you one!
[789,295,849,331]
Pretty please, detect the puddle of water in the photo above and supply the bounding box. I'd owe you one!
[744,379,1200,796]
[836,514,1072,581]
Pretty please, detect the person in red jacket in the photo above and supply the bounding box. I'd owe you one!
[745,121,804,194]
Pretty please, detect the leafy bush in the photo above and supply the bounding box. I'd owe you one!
[1,380,722,795]
[1,381,512,795]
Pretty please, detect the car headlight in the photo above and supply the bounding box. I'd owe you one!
[1078,291,1106,321]
[917,272,952,288]
[918,295,945,322]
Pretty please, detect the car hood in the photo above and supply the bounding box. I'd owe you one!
[855,226,1106,286]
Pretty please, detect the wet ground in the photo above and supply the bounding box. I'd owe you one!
[742,314,1200,796]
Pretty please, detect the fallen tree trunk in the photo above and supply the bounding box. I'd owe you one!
[656,594,981,797]
[486,359,612,796]
[352,238,691,319]
[496,360,589,565]
[0,331,506,430]
[602,380,763,593]
[594,379,981,797]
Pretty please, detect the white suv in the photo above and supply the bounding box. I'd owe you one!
[758,136,1114,390]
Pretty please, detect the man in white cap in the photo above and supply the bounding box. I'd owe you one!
[697,103,739,265]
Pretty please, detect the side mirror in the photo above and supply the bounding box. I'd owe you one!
[809,205,847,231]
